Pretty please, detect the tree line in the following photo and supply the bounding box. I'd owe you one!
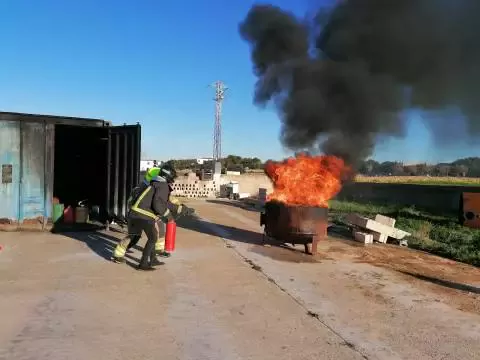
[164,155,480,177]
[358,157,480,177]
[165,155,263,173]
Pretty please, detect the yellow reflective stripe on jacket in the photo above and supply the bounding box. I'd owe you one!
[130,186,158,219]
[170,196,182,206]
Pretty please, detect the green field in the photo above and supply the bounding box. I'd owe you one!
[329,200,480,267]
[355,175,480,186]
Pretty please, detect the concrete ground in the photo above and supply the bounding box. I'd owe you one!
[0,200,479,360]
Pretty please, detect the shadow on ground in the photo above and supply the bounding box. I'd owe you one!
[177,215,333,263]
[59,230,144,269]
[177,215,264,246]
[206,199,261,212]
[400,270,480,294]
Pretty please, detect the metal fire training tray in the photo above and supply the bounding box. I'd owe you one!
[260,200,328,255]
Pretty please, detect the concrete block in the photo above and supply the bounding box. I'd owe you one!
[375,214,396,227]
[345,213,410,240]
[345,213,368,227]
[354,231,373,244]
[372,232,388,244]
[186,172,198,181]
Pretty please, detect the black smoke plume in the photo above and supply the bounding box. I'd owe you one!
[239,1,480,165]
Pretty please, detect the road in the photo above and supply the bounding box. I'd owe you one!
[0,199,479,360]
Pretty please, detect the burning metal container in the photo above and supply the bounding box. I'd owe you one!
[260,200,328,254]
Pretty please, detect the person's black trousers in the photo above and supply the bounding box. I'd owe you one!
[127,219,166,252]
[128,218,159,266]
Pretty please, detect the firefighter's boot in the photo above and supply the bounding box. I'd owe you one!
[112,256,126,264]
[136,263,156,271]
[155,236,171,258]
[157,251,171,258]
[138,251,158,271]
[112,236,130,264]
[150,257,164,267]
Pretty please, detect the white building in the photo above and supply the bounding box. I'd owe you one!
[140,160,158,171]
[196,157,213,165]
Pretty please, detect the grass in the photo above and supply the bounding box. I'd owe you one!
[230,173,480,186]
[329,199,480,267]
[355,175,480,186]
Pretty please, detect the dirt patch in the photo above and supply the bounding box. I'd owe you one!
[322,238,480,314]
[325,240,480,284]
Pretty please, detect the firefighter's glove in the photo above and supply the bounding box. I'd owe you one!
[161,209,175,223]
[175,205,195,219]
[184,206,195,217]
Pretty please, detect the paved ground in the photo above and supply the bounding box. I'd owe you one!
[185,199,480,360]
[0,200,479,360]
[0,220,363,359]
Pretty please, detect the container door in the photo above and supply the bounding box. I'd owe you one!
[462,192,480,228]
[106,124,141,222]
[0,121,21,228]
[19,122,48,228]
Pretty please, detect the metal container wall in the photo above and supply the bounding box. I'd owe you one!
[0,120,54,229]
[0,121,21,226]
[20,122,54,226]
[289,206,328,235]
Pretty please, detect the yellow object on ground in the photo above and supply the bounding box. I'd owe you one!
[113,237,130,258]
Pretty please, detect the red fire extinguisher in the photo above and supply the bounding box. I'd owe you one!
[165,220,177,252]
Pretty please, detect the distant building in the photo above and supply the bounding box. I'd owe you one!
[140,160,158,171]
[196,157,213,165]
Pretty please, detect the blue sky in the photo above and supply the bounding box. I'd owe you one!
[0,0,477,163]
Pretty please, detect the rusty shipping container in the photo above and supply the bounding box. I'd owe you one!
[0,112,141,230]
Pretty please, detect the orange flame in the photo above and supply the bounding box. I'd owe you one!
[264,154,351,207]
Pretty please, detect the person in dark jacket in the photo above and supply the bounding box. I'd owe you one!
[122,170,184,258]
[112,165,192,271]
[112,171,154,259]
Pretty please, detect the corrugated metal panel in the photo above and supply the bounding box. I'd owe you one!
[0,111,108,127]
[106,125,141,222]
[0,121,20,227]
[45,123,54,220]
[19,121,47,227]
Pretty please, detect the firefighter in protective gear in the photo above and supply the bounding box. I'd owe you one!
[127,165,185,257]
[122,166,174,258]
[112,168,156,260]
[154,180,185,257]
[151,163,193,256]
[112,165,192,270]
